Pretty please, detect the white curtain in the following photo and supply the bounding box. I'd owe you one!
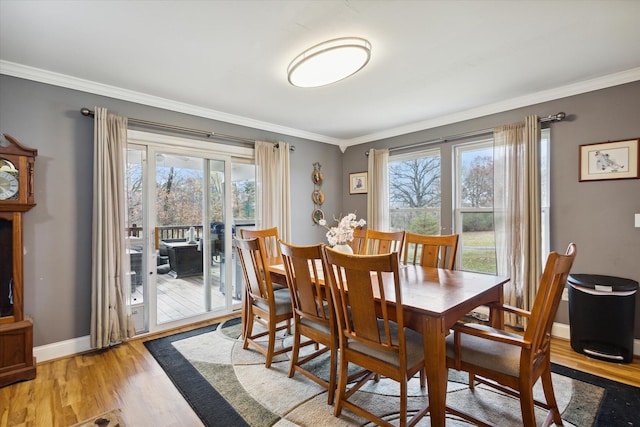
[493,115,542,327]
[255,141,291,242]
[367,148,389,230]
[90,107,134,348]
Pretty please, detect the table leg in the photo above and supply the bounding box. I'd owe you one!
[423,316,447,427]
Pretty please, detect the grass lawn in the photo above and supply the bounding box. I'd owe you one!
[461,230,496,274]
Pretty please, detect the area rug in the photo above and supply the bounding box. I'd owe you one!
[69,408,125,427]
[144,318,639,426]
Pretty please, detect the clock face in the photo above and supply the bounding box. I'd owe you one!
[0,170,19,200]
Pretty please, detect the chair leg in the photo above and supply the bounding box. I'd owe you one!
[265,316,278,369]
[243,310,254,350]
[468,372,475,390]
[519,384,537,427]
[541,366,563,426]
[334,352,349,416]
[327,340,337,405]
[399,379,408,427]
[288,324,301,378]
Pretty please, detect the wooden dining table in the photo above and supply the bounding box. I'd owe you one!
[268,261,509,427]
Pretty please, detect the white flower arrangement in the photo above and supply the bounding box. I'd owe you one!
[318,213,366,246]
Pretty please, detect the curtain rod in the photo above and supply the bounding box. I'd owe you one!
[366,112,566,156]
[80,108,295,151]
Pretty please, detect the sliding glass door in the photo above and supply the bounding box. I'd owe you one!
[125,132,254,334]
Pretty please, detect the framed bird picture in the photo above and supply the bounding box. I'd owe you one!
[579,138,639,182]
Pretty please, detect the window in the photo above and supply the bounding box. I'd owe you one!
[387,128,551,273]
[454,140,496,273]
[388,149,441,234]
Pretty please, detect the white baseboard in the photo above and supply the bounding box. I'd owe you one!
[552,321,640,357]
[34,323,639,363]
[34,335,92,362]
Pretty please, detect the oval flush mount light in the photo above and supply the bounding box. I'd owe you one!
[287,37,371,88]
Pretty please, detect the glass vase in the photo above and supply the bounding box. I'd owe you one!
[333,243,354,254]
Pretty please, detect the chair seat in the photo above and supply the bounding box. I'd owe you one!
[299,316,332,335]
[446,324,522,377]
[254,287,293,316]
[348,320,424,370]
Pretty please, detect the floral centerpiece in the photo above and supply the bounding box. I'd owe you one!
[319,213,366,248]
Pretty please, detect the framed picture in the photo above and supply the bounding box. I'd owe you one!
[349,172,368,194]
[579,138,639,182]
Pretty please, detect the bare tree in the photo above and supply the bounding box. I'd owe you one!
[389,157,441,208]
[461,156,493,207]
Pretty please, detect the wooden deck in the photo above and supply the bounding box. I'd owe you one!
[130,262,242,326]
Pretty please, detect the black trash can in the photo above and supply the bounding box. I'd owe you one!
[568,274,638,363]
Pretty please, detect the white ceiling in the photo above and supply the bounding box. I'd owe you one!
[1,0,640,150]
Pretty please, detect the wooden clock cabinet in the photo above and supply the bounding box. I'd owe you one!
[0,133,37,387]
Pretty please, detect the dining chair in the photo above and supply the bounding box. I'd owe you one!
[322,247,429,427]
[364,229,405,255]
[402,232,459,270]
[235,236,293,368]
[279,241,339,404]
[348,227,367,254]
[240,226,286,288]
[445,243,577,427]
[240,226,281,261]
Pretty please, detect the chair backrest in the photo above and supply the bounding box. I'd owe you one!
[280,241,332,327]
[323,248,406,357]
[402,232,459,270]
[348,228,367,254]
[364,229,405,255]
[240,227,280,261]
[235,236,273,302]
[524,243,577,358]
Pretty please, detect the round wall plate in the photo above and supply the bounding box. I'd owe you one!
[312,170,324,185]
[312,189,324,205]
[312,208,324,224]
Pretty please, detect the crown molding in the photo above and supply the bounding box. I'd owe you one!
[341,67,640,148]
[0,60,339,145]
[2,60,639,148]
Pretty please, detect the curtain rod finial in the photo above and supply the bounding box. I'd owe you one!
[81,108,92,117]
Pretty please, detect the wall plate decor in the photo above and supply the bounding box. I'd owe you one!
[349,171,368,194]
[312,189,325,205]
[312,169,324,185]
[311,162,324,224]
[579,138,639,182]
[312,208,324,224]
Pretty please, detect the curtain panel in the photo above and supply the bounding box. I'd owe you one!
[91,107,135,348]
[367,148,389,230]
[255,141,291,242]
[493,115,542,327]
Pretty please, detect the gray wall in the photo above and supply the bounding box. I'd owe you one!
[342,80,640,338]
[0,74,342,346]
[1,74,639,346]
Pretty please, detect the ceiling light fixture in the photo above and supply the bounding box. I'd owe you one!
[287,37,371,88]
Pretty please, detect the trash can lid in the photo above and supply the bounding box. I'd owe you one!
[568,274,639,292]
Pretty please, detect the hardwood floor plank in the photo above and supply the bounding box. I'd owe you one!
[1,315,637,426]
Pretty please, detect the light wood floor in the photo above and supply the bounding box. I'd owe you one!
[1,316,638,427]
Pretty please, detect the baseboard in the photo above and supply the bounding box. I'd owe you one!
[34,335,92,362]
[34,324,640,363]
[552,322,640,357]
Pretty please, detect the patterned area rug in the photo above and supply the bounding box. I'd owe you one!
[69,409,125,427]
[144,319,637,426]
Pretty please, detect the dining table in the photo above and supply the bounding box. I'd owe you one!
[268,261,509,427]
